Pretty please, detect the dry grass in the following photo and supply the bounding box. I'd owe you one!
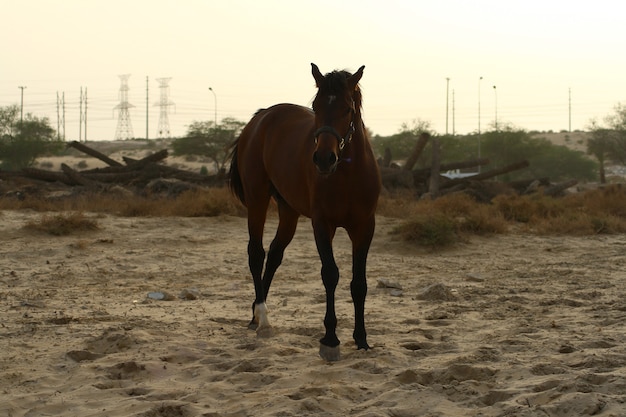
[384,193,508,249]
[382,184,626,248]
[25,212,101,236]
[4,183,626,247]
[0,187,247,218]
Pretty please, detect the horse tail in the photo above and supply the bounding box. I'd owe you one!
[227,139,246,206]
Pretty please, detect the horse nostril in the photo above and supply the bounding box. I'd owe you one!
[328,153,337,166]
[312,151,319,165]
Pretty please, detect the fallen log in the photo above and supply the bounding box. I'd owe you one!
[21,167,76,185]
[506,177,550,194]
[124,149,168,168]
[543,179,578,197]
[382,157,490,189]
[80,149,169,174]
[382,148,392,168]
[61,163,102,188]
[440,160,529,190]
[428,137,441,198]
[380,167,414,189]
[403,132,430,171]
[67,141,123,167]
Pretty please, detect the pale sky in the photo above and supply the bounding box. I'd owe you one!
[2,0,625,141]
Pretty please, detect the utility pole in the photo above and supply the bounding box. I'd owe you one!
[84,87,88,141]
[18,86,26,122]
[155,77,174,138]
[445,78,450,135]
[209,87,217,127]
[146,76,149,140]
[452,89,456,136]
[56,92,66,141]
[78,87,88,141]
[79,87,83,141]
[114,74,134,140]
[568,88,572,132]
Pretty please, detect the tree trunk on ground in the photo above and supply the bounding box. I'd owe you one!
[428,137,441,199]
[403,133,430,171]
[67,141,123,167]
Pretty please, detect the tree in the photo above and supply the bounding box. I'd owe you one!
[588,103,626,167]
[0,105,62,171]
[481,127,596,181]
[371,119,433,163]
[587,121,612,183]
[172,117,245,173]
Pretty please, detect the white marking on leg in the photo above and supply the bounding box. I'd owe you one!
[254,302,270,330]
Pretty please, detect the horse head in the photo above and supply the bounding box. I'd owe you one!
[311,63,364,175]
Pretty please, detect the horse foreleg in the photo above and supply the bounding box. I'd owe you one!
[350,259,369,350]
[314,223,341,361]
[349,220,375,351]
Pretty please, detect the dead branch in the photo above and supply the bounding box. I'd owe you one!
[543,179,578,197]
[67,141,123,167]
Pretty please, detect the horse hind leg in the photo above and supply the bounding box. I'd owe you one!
[251,201,300,338]
[245,192,270,331]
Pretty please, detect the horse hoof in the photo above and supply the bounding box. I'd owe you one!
[256,325,274,338]
[319,344,341,362]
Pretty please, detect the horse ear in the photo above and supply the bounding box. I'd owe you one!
[348,65,365,90]
[311,63,324,87]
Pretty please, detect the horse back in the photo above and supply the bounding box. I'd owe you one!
[229,104,317,214]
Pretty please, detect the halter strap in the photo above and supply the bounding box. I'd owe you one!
[313,121,355,152]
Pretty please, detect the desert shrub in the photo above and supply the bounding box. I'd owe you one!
[25,212,100,235]
[492,193,565,223]
[168,188,246,217]
[376,190,420,218]
[491,194,535,222]
[575,184,626,217]
[391,193,507,248]
[393,212,458,249]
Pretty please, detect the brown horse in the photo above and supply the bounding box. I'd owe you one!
[228,63,381,361]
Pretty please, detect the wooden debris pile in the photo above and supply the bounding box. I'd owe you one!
[379,133,578,201]
[0,141,225,198]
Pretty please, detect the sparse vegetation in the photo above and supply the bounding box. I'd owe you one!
[25,212,100,235]
[4,184,626,247]
[386,184,626,248]
[1,187,247,218]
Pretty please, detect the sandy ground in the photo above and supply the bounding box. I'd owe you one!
[1,210,625,416]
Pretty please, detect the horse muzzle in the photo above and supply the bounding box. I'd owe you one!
[313,149,339,175]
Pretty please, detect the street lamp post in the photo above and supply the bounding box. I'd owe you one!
[208,87,217,127]
[493,85,498,131]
